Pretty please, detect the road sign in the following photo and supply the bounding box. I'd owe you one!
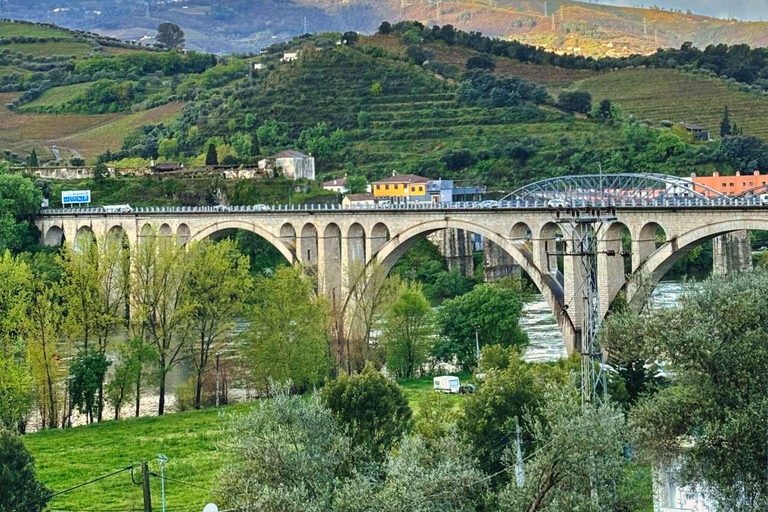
[62,190,91,206]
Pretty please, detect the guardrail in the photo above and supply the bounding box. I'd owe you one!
[37,197,768,216]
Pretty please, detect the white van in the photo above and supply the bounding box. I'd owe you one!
[760,193,768,205]
[433,375,461,394]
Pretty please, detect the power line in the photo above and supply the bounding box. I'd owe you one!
[12,464,139,512]
[149,472,213,493]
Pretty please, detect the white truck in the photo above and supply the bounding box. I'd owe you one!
[433,375,461,394]
[102,204,133,213]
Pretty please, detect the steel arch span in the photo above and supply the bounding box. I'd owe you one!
[501,173,728,204]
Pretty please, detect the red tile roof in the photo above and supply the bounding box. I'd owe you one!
[323,177,347,187]
[373,174,429,184]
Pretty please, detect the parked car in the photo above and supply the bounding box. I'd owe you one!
[547,198,570,208]
[254,204,270,211]
[480,200,499,208]
[102,204,133,213]
[433,375,461,394]
[212,205,230,212]
[760,193,768,205]
[460,384,476,394]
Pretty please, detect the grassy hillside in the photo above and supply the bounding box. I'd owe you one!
[573,69,768,140]
[0,21,74,38]
[3,41,94,57]
[22,81,93,109]
[24,377,464,510]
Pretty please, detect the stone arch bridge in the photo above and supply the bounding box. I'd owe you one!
[35,174,767,354]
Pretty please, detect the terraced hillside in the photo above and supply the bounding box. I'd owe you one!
[573,69,768,140]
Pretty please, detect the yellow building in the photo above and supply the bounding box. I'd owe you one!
[372,173,429,200]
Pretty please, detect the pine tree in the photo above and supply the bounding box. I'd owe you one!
[720,105,731,137]
[27,149,38,167]
[205,143,218,166]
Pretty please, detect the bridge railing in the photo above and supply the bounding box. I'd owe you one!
[36,196,767,216]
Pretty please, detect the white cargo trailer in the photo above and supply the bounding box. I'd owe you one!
[433,375,461,394]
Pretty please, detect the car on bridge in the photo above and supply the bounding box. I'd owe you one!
[102,204,133,213]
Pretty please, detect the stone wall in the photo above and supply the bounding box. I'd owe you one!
[483,240,521,282]
[712,230,753,274]
[428,228,475,277]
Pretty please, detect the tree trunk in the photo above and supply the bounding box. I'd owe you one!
[134,373,141,418]
[158,371,166,416]
[195,367,204,410]
[97,382,104,422]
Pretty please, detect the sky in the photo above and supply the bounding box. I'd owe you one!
[595,0,768,21]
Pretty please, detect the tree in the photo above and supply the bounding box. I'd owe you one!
[205,143,218,166]
[230,132,253,160]
[184,239,251,409]
[436,283,528,370]
[244,267,330,393]
[346,174,367,194]
[466,54,496,71]
[130,230,193,415]
[0,430,50,512]
[69,351,111,424]
[321,364,413,461]
[498,384,628,512]
[382,283,434,379]
[720,104,731,137]
[378,21,393,34]
[156,22,185,48]
[218,382,352,511]
[370,81,383,95]
[557,91,592,114]
[0,354,34,432]
[630,270,768,510]
[158,137,178,159]
[27,149,38,167]
[106,337,150,420]
[69,157,85,167]
[342,31,359,45]
[0,251,32,358]
[0,171,42,254]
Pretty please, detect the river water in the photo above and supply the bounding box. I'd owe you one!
[520,280,688,362]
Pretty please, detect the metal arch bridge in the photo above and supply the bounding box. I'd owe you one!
[500,172,738,205]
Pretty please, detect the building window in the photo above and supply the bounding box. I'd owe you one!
[385,184,390,190]
[376,184,381,190]
[722,183,727,187]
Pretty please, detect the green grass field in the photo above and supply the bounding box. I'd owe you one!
[0,21,74,38]
[573,68,768,140]
[0,64,27,77]
[3,41,92,57]
[22,82,93,109]
[24,375,471,510]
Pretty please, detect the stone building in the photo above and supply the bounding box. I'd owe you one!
[259,150,315,181]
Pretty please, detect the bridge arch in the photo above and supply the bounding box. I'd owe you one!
[43,225,65,246]
[177,223,191,245]
[188,219,295,264]
[280,223,297,252]
[370,223,390,256]
[373,218,576,352]
[347,223,366,266]
[626,219,768,311]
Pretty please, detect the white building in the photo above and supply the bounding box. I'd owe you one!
[323,177,347,194]
[653,462,713,512]
[259,150,315,181]
[282,51,299,62]
[342,193,375,208]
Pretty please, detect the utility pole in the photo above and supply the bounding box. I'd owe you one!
[157,455,168,512]
[303,16,308,34]
[215,353,221,408]
[514,416,525,487]
[551,13,556,30]
[544,1,548,17]
[142,461,152,512]
[553,207,617,407]
[643,17,647,38]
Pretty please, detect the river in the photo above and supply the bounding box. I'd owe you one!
[520,280,689,363]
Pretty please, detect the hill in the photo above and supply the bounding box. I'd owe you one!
[573,69,768,140]
[4,0,768,56]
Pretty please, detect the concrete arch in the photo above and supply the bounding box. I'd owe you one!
[627,219,768,311]
[300,223,318,267]
[371,222,390,256]
[375,218,576,352]
[43,225,65,246]
[188,219,295,264]
[601,221,632,309]
[159,223,173,237]
[280,223,297,252]
[347,223,366,266]
[177,223,191,245]
[538,222,563,277]
[140,223,155,239]
[74,225,95,252]
[635,221,666,269]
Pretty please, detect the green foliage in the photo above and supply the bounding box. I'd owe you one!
[499,384,628,511]
[0,354,34,432]
[204,143,218,165]
[158,137,178,159]
[558,90,592,114]
[0,170,42,254]
[219,382,352,511]
[27,149,38,167]
[370,81,382,95]
[0,430,50,512]
[436,283,528,370]
[427,268,476,302]
[321,364,413,461]
[414,390,456,442]
[720,104,731,137]
[69,351,111,423]
[245,267,330,393]
[0,251,33,357]
[630,270,768,510]
[346,174,367,194]
[383,283,435,379]
[156,23,185,49]
[466,53,495,71]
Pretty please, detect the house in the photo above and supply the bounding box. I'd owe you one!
[653,460,713,512]
[259,150,315,181]
[323,177,348,194]
[426,179,486,203]
[691,170,765,197]
[372,173,429,202]
[253,62,266,70]
[342,193,375,208]
[679,122,710,142]
[282,51,299,62]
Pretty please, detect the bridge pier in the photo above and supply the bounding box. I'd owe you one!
[428,228,475,278]
[483,239,521,282]
[712,230,752,275]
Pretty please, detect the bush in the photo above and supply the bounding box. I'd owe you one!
[321,364,413,460]
[0,430,50,511]
[466,54,495,71]
[557,90,592,114]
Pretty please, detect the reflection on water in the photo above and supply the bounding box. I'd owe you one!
[519,280,689,363]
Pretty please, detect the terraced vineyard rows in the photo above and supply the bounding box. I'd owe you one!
[573,69,768,140]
